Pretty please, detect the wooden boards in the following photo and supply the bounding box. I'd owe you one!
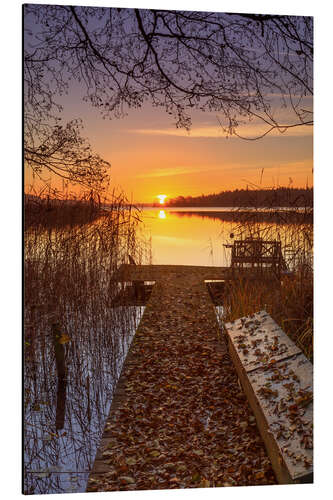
[225,310,313,484]
[87,269,277,491]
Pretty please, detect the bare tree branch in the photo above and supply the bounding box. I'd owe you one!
[24,6,313,145]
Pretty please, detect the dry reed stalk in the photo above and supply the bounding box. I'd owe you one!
[24,189,150,494]
[221,189,313,361]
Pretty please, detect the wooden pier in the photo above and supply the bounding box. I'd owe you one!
[87,265,277,491]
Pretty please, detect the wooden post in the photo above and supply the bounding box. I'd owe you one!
[128,255,144,299]
[51,322,67,430]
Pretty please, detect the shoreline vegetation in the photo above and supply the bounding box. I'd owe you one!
[165,187,313,208]
[24,190,151,494]
[219,206,313,361]
[24,185,313,493]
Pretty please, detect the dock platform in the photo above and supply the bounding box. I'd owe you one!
[87,265,276,491]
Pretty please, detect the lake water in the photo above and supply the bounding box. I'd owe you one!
[139,207,230,266]
[24,305,144,495]
[24,206,312,494]
[138,207,312,268]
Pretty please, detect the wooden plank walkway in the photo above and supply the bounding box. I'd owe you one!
[226,311,313,483]
[111,264,230,282]
[87,265,276,491]
[111,263,277,283]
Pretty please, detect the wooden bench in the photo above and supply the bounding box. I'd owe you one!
[225,310,313,484]
[224,239,288,277]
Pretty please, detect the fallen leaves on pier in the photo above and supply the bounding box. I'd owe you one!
[87,278,276,492]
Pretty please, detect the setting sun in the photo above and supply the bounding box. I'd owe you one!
[157,194,167,204]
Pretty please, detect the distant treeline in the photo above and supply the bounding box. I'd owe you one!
[166,187,313,208]
[170,210,313,225]
[24,193,105,229]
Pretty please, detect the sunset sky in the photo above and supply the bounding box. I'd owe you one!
[25,91,312,204]
[24,2,313,204]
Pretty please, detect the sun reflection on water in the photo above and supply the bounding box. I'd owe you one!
[158,210,166,219]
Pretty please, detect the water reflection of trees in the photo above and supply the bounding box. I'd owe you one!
[172,209,313,271]
[171,208,313,225]
[24,304,143,494]
[24,204,149,494]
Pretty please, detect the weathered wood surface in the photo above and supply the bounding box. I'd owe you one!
[226,311,302,372]
[111,264,279,284]
[225,310,313,484]
[87,266,276,491]
[228,240,287,274]
[111,284,154,307]
[112,278,225,307]
[111,264,229,282]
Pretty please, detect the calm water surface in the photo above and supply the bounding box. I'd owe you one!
[140,207,231,266]
[24,305,143,495]
[139,207,312,267]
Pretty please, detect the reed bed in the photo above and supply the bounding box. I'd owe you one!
[24,191,150,494]
[221,205,313,361]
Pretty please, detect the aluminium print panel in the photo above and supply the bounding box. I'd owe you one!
[23,1,313,495]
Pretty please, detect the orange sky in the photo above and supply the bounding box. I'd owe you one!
[25,71,313,205]
[23,1,314,204]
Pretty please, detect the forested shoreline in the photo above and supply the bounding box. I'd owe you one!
[166,187,313,208]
